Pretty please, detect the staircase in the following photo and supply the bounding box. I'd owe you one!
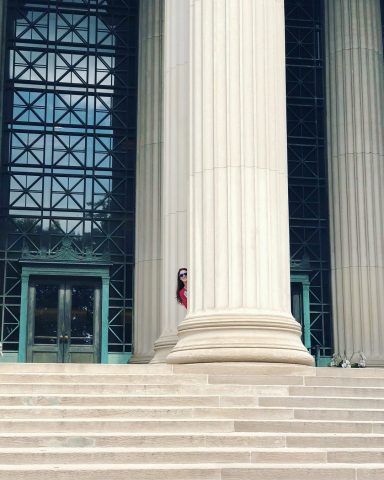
[0,362,383,479]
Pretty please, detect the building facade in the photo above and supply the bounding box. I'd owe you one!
[0,0,383,366]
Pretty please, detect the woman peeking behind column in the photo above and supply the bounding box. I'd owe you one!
[176,268,187,309]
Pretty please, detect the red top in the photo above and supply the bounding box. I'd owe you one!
[179,287,187,309]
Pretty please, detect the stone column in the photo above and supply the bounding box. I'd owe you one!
[131,0,163,363]
[151,0,189,363]
[325,0,384,366]
[167,0,313,365]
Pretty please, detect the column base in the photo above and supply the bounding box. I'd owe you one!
[129,353,154,364]
[166,311,314,366]
[151,334,178,363]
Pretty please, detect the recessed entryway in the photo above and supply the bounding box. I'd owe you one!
[18,264,110,363]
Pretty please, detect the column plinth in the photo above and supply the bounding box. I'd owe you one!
[170,312,312,365]
[167,0,313,366]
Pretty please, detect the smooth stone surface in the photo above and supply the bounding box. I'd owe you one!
[172,363,316,376]
[235,420,373,434]
[222,465,356,480]
[259,396,384,409]
[290,386,384,398]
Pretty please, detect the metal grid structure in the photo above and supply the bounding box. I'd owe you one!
[285,0,332,358]
[0,0,139,353]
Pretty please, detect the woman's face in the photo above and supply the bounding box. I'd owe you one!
[179,270,187,287]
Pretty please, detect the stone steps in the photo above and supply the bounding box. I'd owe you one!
[290,386,384,398]
[304,376,384,387]
[2,432,384,448]
[4,392,384,409]
[0,394,253,406]
[0,418,236,433]
[3,405,384,421]
[236,419,384,433]
[0,382,290,395]
[0,405,295,420]
[2,417,384,434]
[0,463,382,480]
[4,382,384,397]
[0,362,310,375]
[260,395,384,409]
[0,373,209,384]
[0,363,172,374]
[1,446,384,464]
[1,363,384,479]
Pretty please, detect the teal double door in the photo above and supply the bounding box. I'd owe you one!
[27,277,101,363]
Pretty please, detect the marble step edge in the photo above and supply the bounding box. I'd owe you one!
[0,444,384,454]
[2,433,383,448]
[0,435,382,447]
[0,464,380,480]
[289,386,384,396]
[3,393,384,400]
[3,395,384,408]
[2,362,384,378]
[0,383,290,393]
[4,384,384,397]
[0,363,314,376]
[0,375,308,386]
[0,462,382,468]
[2,418,384,431]
[0,373,210,381]
[3,407,384,422]
[0,393,267,403]
[2,436,384,449]
[0,374,384,391]
[1,447,384,465]
[0,448,383,465]
[2,405,384,414]
[0,418,235,426]
[3,380,384,389]
[3,431,384,438]
[304,378,384,386]
[4,373,384,383]
[0,462,382,472]
[260,394,384,401]
[0,364,172,373]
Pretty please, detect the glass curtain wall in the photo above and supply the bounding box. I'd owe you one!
[0,0,139,354]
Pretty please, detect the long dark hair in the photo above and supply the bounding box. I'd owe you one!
[176,267,187,304]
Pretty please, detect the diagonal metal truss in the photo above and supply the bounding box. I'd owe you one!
[0,0,139,353]
[285,0,332,358]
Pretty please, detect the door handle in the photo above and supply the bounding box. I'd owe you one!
[59,334,69,343]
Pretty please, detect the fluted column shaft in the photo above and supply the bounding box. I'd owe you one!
[151,0,189,363]
[131,0,163,363]
[167,0,313,365]
[325,0,384,365]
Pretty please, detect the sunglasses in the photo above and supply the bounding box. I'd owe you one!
[179,272,187,278]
